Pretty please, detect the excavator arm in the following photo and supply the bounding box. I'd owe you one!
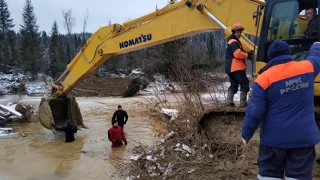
[38,0,265,130]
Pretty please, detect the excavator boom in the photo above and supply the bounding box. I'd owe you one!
[38,0,265,129]
[52,0,264,97]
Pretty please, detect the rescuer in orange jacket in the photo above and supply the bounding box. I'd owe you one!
[225,23,253,107]
[108,119,127,148]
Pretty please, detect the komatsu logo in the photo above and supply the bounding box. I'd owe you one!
[119,34,152,49]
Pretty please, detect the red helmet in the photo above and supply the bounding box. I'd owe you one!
[232,23,244,32]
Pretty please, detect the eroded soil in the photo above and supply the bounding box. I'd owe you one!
[69,74,132,97]
[204,114,320,179]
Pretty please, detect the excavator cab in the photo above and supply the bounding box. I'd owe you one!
[256,0,320,77]
[255,0,320,128]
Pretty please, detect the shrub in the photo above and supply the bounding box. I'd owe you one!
[123,78,148,97]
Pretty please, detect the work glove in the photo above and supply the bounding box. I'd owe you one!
[242,137,249,145]
[247,50,254,60]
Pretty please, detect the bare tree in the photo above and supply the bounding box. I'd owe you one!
[82,9,89,37]
[62,8,76,35]
[62,8,76,62]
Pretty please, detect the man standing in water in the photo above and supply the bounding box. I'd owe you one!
[111,105,129,129]
[108,119,127,147]
[52,119,78,143]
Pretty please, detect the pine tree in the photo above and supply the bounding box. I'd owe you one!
[40,31,49,71]
[48,21,64,78]
[19,0,42,80]
[0,0,14,64]
[7,30,18,66]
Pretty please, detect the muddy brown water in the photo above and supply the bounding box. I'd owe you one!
[0,95,162,180]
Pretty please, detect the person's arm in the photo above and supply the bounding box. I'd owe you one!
[52,123,65,132]
[229,41,248,60]
[306,42,320,77]
[72,126,78,133]
[242,81,267,141]
[112,111,117,121]
[121,129,127,145]
[307,18,318,37]
[124,111,128,124]
[108,130,116,143]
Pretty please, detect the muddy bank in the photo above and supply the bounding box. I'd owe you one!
[127,108,320,180]
[0,96,161,180]
[70,74,132,97]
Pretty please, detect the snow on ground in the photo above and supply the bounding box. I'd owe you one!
[0,72,25,94]
[0,72,51,95]
[160,108,179,121]
[201,81,252,102]
[25,80,51,95]
[140,73,182,94]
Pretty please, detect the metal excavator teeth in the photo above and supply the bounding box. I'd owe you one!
[38,97,87,130]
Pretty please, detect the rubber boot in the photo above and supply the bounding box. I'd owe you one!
[240,91,247,107]
[225,90,235,106]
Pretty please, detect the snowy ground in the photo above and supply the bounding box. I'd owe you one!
[0,68,248,101]
[0,72,51,95]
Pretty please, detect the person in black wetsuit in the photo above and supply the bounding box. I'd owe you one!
[111,105,128,129]
[52,119,78,143]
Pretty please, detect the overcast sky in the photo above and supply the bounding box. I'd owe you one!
[8,0,169,34]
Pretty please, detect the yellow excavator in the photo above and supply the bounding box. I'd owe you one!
[38,0,320,130]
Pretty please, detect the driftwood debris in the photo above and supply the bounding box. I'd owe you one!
[0,104,23,119]
[0,103,35,127]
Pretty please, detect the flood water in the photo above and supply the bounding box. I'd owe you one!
[0,95,161,180]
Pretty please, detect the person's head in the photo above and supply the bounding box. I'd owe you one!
[305,8,317,21]
[112,119,118,127]
[231,23,244,39]
[118,105,122,110]
[65,119,72,127]
[267,40,291,62]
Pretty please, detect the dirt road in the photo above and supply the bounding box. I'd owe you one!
[0,95,161,180]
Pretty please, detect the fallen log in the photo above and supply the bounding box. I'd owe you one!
[74,88,97,93]
[0,110,10,117]
[0,104,23,119]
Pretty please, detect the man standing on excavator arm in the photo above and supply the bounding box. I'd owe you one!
[225,23,253,107]
[241,40,320,179]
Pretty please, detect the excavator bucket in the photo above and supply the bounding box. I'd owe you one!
[38,97,86,130]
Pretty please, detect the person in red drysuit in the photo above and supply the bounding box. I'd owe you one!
[108,119,127,147]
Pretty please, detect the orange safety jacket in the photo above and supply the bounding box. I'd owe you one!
[225,34,248,73]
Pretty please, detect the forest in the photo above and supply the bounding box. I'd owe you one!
[0,0,252,82]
